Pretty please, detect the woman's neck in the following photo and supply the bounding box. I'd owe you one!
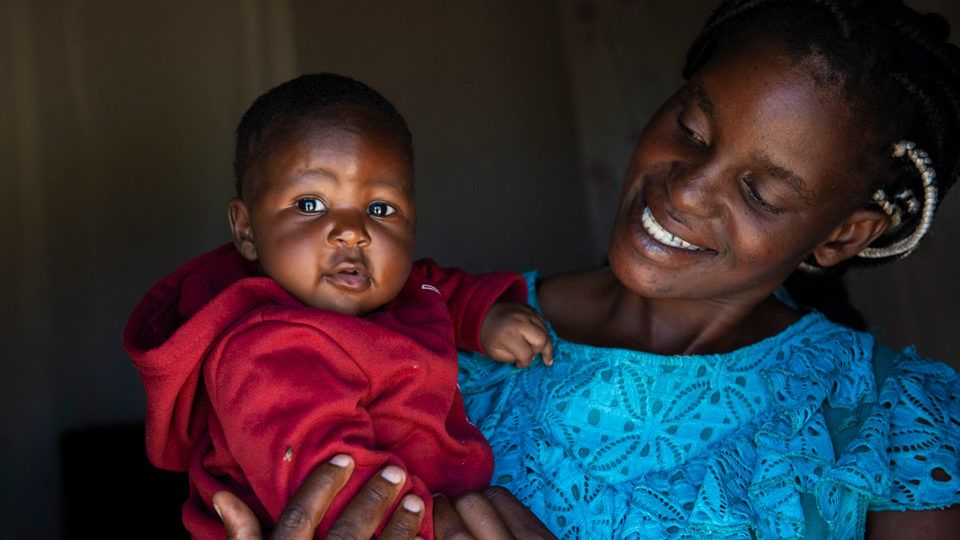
[539,267,800,356]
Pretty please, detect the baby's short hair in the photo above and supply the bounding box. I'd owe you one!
[233,73,413,198]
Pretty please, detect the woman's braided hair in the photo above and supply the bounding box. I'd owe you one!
[684,0,960,268]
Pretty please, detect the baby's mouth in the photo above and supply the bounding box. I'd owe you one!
[324,267,372,292]
[640,206,707,251]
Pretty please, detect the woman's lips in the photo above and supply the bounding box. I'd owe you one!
[624,191,716,259]
[324,270,372,292]
[640,206,706,251]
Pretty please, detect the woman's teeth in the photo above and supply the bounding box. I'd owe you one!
[641,206,705,251]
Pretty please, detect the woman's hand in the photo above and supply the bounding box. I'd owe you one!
[214,454,554,539]
[214,454,426,540]
[433,487,556,540]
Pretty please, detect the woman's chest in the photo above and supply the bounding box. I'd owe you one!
[515,346,776,479]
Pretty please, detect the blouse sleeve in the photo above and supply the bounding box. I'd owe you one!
[818,343,960,526]
[862,346,960,512]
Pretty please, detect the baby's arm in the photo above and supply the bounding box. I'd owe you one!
[413,259,552,366]
[413,260,552,367]
[480,302,554,367]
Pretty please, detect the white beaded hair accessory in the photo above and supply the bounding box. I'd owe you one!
[858,140,939,260]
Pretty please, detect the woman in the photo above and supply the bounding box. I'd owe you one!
[215,0,960,537]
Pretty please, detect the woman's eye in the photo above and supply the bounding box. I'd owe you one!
[742,178,781,215]
[676,111,707,147]
[368,202,397,217]
[295,198,327,214]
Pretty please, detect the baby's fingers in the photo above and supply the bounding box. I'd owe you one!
[540,338,554,367]
[519,324,553,367]
[488,338,534,367]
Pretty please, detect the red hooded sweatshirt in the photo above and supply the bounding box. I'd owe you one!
[124,244,525,538]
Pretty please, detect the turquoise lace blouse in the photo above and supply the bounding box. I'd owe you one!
[458,272,959,539]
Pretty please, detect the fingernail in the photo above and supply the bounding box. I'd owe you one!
[329,454,352,468]
[402,495,424,513]
[380,465,405,484]
[213,502,223,520]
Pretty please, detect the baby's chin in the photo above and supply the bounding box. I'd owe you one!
[298,292,385,317]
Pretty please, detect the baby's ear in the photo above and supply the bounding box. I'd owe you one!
[810,208,889,268]
[228,197,258,261]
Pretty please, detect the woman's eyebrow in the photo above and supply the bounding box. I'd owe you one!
[691,84,716,120]
[755,153,813,203]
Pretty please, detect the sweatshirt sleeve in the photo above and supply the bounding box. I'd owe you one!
[413,259,527,353]
[204,318,434,537]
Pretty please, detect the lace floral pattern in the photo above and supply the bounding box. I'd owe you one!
[458,272,960,539]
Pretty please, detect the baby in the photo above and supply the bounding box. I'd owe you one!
[124,73,552,538]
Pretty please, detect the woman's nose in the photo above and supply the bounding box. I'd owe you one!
[667,161,724,218]
[327,211,371,247]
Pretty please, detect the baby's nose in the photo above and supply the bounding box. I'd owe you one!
[327,212,371,247]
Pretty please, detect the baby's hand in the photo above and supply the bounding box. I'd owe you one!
[480,302,554,368]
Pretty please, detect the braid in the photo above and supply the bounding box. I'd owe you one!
[683,0,853,78]
[684,0,960,267]
[813,0,851,39]
[891,73,945,163]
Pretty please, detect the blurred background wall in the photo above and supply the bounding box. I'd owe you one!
[1,1,956,537]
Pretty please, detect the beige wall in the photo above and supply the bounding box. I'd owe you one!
[1,1,957,536]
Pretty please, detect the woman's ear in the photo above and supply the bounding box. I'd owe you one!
[811,208,890,268]
[228,197,258,261]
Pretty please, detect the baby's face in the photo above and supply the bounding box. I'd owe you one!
[232,113,415,315]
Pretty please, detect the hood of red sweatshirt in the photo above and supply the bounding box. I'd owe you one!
[123,243,299,470]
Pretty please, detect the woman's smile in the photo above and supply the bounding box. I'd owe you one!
[640,206,706,251]
[619,188,717,269]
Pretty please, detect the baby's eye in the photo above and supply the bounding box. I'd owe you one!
[296,198,327,214]
[368,202,397,217]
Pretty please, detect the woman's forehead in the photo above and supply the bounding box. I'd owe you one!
[689,44,862,197]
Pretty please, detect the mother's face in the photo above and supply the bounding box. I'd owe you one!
[608,43,884,305]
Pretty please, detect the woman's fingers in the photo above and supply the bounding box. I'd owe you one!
[437,488,553,540]
[379,494,426,540]
[273,454,355,540]
[432,494,476,540]
[217,466,550,540]
[217,457,422,540]
[452,491,514,540]
[214,490,263,540]
[326,465,408,539]
[483,487,556,539]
